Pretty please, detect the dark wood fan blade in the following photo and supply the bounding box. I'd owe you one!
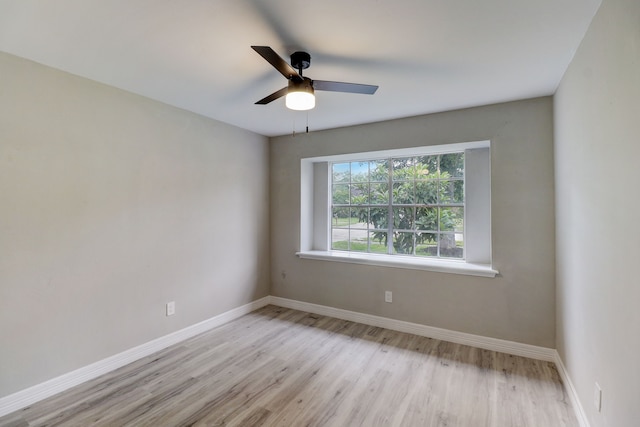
[313,80,378,95]
[251,46,302,81]
[255,87,288,105]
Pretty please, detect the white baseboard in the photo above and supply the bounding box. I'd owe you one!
[269,296,557,361]
[0,296,271,418]
[553,351,591,427]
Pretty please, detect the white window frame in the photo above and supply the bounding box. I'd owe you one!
[297,141,498,278]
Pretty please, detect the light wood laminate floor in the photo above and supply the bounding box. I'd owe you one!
[0,305,578,426]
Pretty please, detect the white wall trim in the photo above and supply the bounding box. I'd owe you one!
[0,296,271,418]
[296,250,498,277]
[269,296,555,361]
[553,351,591,427]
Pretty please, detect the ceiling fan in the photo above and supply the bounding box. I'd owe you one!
[251,46,378,111]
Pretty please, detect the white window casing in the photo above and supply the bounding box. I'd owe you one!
[298,141,497,278]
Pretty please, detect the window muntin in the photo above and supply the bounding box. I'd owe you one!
[331,153,464,259]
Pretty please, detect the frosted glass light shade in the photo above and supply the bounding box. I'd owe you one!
[286,91,315,111]
[286,78,315,111]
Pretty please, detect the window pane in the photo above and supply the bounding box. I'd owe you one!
[454,180,464,203]
[440,153,464,178]
[332,207,351,228]
[393,207,414,230]
[331,228,349,250]
[455,230,464,250]
[349,208,363,226]
[439,233,463,259]
[415,207,438,231]
[393,232,415,255]
[369,231,388,253]
[440,207,463,232]
[453,207,465,232]
[369,160,389,182]
[349,229,368,252]
[370,183,389,204]
[417,155,438,177]
[351,183,369,205]
[351,207,368,225]
[369,207,389,230]
[413,156,433,180]
[415,180,438,205]
[332,163,350,183]
[416,232,438,257]
[332,184,350,204]
[393,182,414,204]
[392,157,413,181]
[440,180,464,204]
[351,161,369,182]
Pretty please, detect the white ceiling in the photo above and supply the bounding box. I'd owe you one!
[0,0,601,137]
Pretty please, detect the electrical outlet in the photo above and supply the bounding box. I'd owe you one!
[385,291,392,303]
[166,301,176,316]
[594,382,602,412]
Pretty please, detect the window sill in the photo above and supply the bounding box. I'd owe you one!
[296,250,498,278]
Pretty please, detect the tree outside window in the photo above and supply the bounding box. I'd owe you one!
[331,153,464,259]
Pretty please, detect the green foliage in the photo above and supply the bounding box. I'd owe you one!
[331,153,464,257]
[332,239,387,253]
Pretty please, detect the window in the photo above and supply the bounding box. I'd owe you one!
[298,141,497,277]
[330,153,465,259]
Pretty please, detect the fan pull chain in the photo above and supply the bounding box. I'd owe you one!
[292,114,296,137]
[291,113,309,137]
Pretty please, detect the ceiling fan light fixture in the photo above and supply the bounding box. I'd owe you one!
[286,78,315,111]
[286,91,315,111]
[251,46,378,109]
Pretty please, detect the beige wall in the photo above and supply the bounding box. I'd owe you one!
[270,97,556,347]
[554,0,640,425]
[0,52,270,398]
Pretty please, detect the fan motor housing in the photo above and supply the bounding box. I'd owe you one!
[291,51,311,70]
[288,76,314,92]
